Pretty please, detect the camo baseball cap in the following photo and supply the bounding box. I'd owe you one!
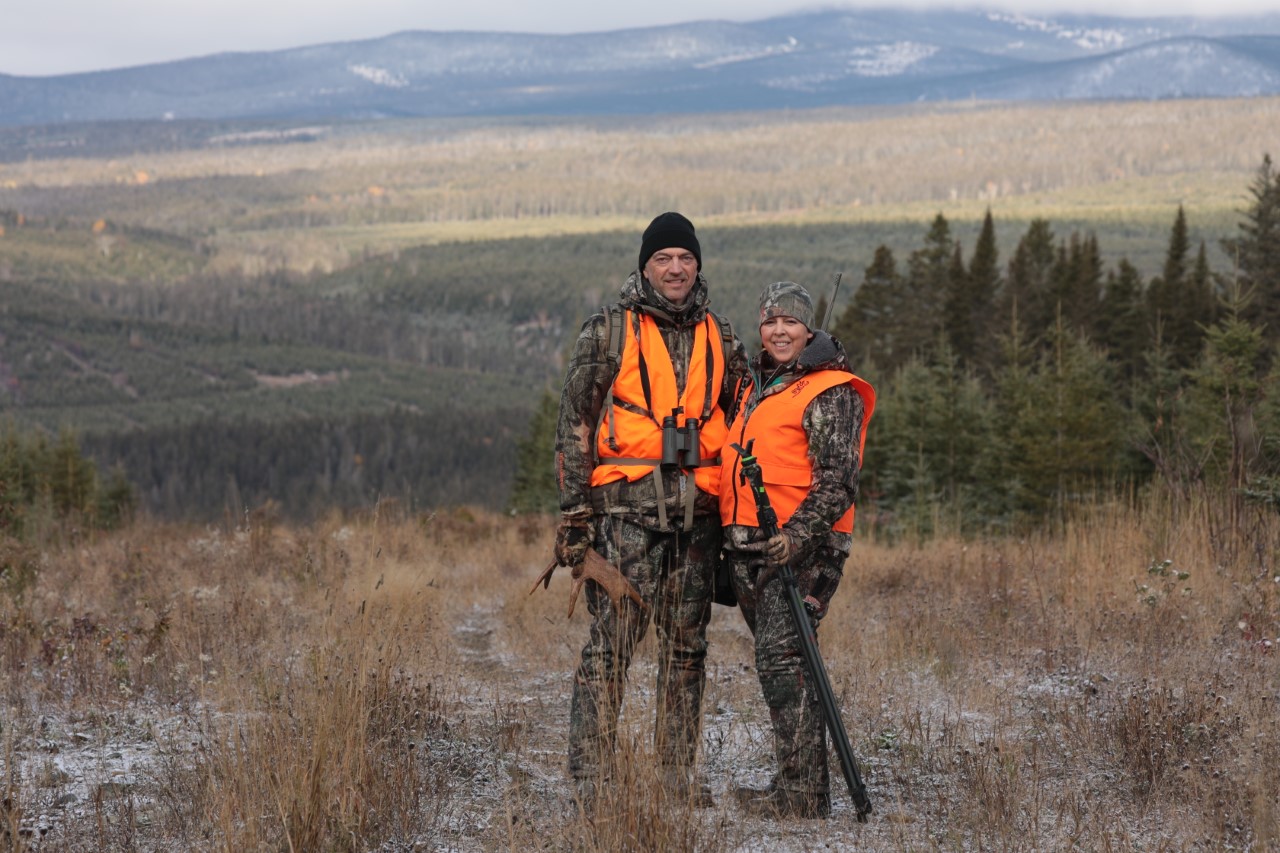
[758,281,814,329]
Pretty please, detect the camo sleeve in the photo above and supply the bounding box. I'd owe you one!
[783,384,865,556]
[721,330,751,427]
[555,313,610,520]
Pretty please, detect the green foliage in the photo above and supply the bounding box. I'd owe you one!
[5,154,1280,532]
[1147,207,1214,369]
[833,245,905,372]
[1096,259,1149,396]
[508,388,560,515]
[957,209,1001,370]
[862,346,993,538]
[1183,308,1268,494]
[0,422,134,536]
[80,406,523,521]
[1226,154,1280,338]
[988,319,1132,521]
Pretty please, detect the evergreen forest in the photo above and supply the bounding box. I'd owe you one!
[1,104,1277,533]
[512,156,1280,537]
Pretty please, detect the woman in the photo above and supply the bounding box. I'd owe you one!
[719,281,874,819]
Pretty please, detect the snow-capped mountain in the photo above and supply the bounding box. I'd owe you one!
[1,9,1277,127]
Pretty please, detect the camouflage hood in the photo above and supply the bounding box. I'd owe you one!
[618,270,711,328]
[753,330,851,379]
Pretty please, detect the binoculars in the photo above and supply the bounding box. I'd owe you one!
[661,407,701,468]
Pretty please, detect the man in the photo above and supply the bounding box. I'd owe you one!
[553,211,746,809]
[720,281,874,819]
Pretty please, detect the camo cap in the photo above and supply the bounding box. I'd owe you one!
[758,281,815,329]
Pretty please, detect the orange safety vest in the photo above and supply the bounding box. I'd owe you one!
[591,310,728,496]
[720,369,875,533]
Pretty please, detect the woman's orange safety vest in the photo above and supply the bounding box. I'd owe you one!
[591,310,728,496]
[720,369,875,533]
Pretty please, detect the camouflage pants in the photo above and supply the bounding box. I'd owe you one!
[567,515,718,787]
[726,545,845,797]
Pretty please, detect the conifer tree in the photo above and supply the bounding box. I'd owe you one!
[966,209,1002,371]
[861,344,992,537]
[833,244,903,372]
[1148,206,1208,369]
[943,242,976,366]
[1001,219,1056,349]
[508,388,560,514]
[902,213,953,359]
[1136,317,1197,496]
[1191,241,1216,332]
[1184,285,1267,513]
[48,428,97,518]
[1224,154,1280,341]
[989,311,1128,521]
[1046,232,1102,339]
[1096,259,1149,395]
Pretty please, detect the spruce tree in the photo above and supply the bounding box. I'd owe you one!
[1148,206,1207,369]
[1045,232,1102,339]
[1096,259,1149,395]
[902,213,953,359]
[1184,284,1267,512]
[833,245,903,372]
[943,242,975,366]
[508,388,560,514]
[1191,241,1216,332]
[861,345,993,537]
[966,209,1002,371]
[990,311,1128,522]
[1225,154,1280,341]
[47,429,97,519]
[1001,219,1056,348]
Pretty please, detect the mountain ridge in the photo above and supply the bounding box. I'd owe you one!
[1,9,1279,126]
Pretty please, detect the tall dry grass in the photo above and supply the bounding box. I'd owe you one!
[0,493,1276,850]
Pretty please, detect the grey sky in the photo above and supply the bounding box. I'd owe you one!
[3,0,1278,77]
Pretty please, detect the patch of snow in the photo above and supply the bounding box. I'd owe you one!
[846,42,938,77]
[348,63,408,88]
[987,12,1131,51]
[694,37,800,69]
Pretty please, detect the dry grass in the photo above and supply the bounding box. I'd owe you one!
[1,495,1277,851]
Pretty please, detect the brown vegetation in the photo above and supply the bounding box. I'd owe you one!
[1,494,1276,850]
[1,98,1276,276]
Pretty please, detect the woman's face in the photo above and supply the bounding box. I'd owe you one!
[760,315,812,364]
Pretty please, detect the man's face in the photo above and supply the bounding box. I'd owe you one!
[643,246,698,306]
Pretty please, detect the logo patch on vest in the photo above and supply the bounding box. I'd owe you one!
[789,378,810,397]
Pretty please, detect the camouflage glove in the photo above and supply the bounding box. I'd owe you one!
[554,516,594,567]
[764,529,799,568]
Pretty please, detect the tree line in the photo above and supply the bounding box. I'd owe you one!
[513,155,1280,537]
[0,424,134,538]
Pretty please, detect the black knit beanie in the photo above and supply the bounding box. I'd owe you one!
[638,212,701,272]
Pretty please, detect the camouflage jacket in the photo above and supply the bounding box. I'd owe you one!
[556,270,748,530]
[723,332,867,557]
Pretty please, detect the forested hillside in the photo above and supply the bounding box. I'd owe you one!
[2,101,1276,525]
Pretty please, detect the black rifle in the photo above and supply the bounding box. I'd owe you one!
[732,439,873,822]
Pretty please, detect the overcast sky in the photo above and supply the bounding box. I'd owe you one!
[3,0,1278,77]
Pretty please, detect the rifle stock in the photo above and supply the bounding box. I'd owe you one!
[732,440,872,822]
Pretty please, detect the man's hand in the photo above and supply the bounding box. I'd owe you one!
[554,516,594,567]
[765,530,798,567]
